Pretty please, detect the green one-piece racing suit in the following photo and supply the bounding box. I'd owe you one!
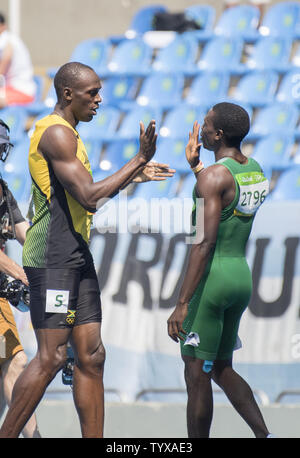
[180,157,269,361]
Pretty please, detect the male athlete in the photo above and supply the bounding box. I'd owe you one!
[167,102,273,438]
[0,62,173,438]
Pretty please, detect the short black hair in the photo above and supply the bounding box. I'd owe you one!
[0,13,6,24]
[211,102,250,146]
[54,61,95,101]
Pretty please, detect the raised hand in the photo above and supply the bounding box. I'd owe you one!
[133,162,176,183]
[186,121,202,168]
[138,120,157,164]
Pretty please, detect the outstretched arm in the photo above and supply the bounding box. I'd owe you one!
[39,120,158,212]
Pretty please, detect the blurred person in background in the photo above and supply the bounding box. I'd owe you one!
[0,119,40,437]
[0,12,36,107]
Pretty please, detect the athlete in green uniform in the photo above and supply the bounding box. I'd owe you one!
[167,102,273,438]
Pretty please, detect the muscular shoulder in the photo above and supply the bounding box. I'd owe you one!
[195,163,235,198]
[39,124,78,161]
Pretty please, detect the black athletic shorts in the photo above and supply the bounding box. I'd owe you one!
[24,262,102,329]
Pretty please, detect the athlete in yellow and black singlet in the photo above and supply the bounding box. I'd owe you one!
[23,114,101,329]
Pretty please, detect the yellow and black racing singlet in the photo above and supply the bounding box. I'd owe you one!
[23,114,93,268]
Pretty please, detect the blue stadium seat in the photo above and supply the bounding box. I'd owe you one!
[3,134,30,174]
[100,76,139,108]
[184,5,216,41]
[276,69,300,105]
[127,4,167,37]
[214,5,260,42]
[47,38,111,79]
[152,34,199,76]
[25,75,46,116]
[136,73,184,110]
[268,166,300,201]
[259,1,300,39]
[118,106,163,139]
[176,173,196,199]
[154,137,189,172]
[231,70,278,107]
[159,105,205,139]
[0,106,27,144]
[247,103,299,141]
[83,139,103,173]
[2,134,31,203]
[133,175,176,199]
[196,36,244,75]
[251,133,294,171]
[77,106,121,141]
[107,38,152,76]
[69,38,111,78]
[100,138,140,173]
[241,36,293,73]
[184,72,230,108]
[2,171,32,203]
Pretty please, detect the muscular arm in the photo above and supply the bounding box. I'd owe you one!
[39,121,157,212]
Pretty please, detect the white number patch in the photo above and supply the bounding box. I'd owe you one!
[235,172,269,216]
[46,289,69,313]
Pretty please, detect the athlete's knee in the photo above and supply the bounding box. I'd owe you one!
[184,357,213,389]
[38,345,67,377]
[77,342,106,376]
[211,359,232,386]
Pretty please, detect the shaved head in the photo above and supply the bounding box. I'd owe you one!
[54,62,96,102]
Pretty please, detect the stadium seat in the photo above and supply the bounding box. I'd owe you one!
[276,69,300,105]
[48,38,111,79]
[133,174,176,199]
[176,173,196,199]
[152,34,199,76]
[154,137,189,172]
[241,36,293,73]
[25,75,46,116]
[77,106,121,141]
[184,5,216,41]
[3,134,30,174]
[126,4,167,38]
[214,5,260,42]
[83,139,103,172]
[184,72,230,108]
[0,106,27,144]
[231,70,279,107]
[268,166,300,201]
[118,106,163,139]
[259,1,300,39]
[100,76,139,108]
[247,103,299,141]
[2,134,31,203]
[136,73,184,110]
[196,36,244,75]
[100,138,140,173]
[251,133,294,171]
[107,38,152,76]
[159,105,205,139]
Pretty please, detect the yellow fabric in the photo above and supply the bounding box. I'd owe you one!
[28,114,93,243]
[0,298,23,366]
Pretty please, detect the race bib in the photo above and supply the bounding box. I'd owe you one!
[235,171,269,216]
[46,289,69,313]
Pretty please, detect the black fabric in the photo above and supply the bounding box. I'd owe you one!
[152,12,202,33]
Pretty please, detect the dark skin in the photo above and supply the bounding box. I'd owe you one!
[0,67,174,439]
[167,110,269,438]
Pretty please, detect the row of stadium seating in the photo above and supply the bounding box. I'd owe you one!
[0,2,300,204]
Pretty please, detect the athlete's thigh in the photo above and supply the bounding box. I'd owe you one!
[73,262,102,327]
